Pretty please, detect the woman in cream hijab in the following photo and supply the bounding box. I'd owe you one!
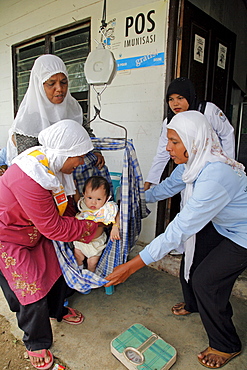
[0,119,102,369]
[106,111,247,369]
[7,54,104,169]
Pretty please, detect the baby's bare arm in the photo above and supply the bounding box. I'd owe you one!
[110,211,120,241]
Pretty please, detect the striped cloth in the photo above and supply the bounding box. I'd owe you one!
[54,138,150,292]
[73,151,114,196]
[53,240,108,293]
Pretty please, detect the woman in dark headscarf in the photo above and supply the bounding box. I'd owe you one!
[166,77,198,123]
[144,77,235,189]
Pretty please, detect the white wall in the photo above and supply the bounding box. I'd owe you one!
[0,0,169,243]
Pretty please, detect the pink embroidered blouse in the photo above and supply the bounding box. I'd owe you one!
[0,164,97,305]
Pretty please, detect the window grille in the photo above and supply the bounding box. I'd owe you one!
[13,22,90,121]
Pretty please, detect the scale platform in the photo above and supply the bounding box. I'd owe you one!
[111,323,177,370]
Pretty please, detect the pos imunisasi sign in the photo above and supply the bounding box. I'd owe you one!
[104,0,168,71]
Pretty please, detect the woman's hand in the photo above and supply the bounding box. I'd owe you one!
[144,181,151,191]
[94,153,105,170]
[0,167,6,176]
[0,165,7,176]
[105,255,145,286]
[92,222,105,239]
[73,188,80,204]
[76,221,104,242]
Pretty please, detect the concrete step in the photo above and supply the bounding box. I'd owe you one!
[131,242,247,301]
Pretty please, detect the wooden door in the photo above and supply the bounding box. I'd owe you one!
[180,1,236,117]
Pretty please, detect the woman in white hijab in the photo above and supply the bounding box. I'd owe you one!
[106,111,247,369]
[0,119,102,370]
[7,54,105,169]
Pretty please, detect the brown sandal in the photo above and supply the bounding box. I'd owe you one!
[171,302,191,316]
[198,346,241,368]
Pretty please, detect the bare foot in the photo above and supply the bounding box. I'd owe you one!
[171,302,191,316]
[198,346,241,368]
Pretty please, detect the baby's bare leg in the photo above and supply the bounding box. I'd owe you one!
[87,256,100,272]
[74,248,85,266]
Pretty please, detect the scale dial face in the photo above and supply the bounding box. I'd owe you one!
[124,348,144,365]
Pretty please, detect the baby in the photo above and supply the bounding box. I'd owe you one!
[74,175,120,272]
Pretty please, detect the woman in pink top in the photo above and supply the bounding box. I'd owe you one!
[0,120,102,370]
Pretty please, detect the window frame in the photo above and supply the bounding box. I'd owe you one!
[12,20,91,119]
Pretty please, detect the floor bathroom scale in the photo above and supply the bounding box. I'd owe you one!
[110,323,177,370]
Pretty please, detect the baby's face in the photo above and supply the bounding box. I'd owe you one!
[84,185,107,210]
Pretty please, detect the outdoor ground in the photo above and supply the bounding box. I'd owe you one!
[0,315,71,370]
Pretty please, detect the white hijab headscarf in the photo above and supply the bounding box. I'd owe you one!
[7,54,83,165]
[167,111,245,281]
[13,119,93,196]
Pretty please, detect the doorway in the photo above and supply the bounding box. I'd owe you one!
[180,1,236,118]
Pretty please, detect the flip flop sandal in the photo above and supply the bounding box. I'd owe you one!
[198,346,241,368]
[27,349,53,370]
[62,306,84,325]
[171,302,191,316]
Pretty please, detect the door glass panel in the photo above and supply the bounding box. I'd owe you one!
[14,23,90,118]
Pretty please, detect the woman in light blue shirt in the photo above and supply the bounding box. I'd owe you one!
[106,111,247,369]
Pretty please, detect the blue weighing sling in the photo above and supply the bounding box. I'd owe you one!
[53,138,149,293]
